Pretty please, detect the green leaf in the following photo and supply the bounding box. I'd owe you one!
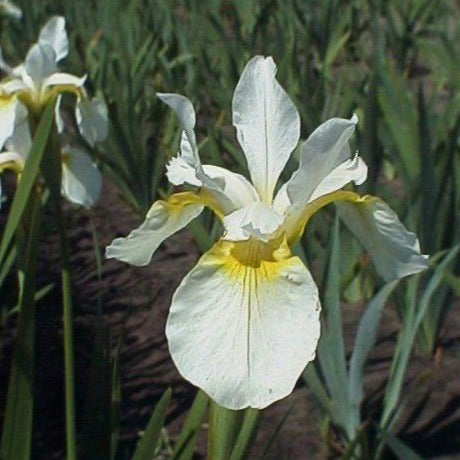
[379,428,423,460]
[229,408,261,460]
[132,388,172,460]
[0,191,42,460]
[348,281,399,429]
[207,402,244,460]
[317,216,350,435]
[171,390,208,460]
[0,99,55,268]
[382,245,459,428]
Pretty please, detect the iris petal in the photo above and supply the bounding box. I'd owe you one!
[166,238,320,409]
[232,56,300,204]
[105,192,205,266]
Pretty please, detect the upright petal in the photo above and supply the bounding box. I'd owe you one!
[158,93,255,215]
[61,146,102,208]
[166,238,320,409]
[38,16,68,61]
[202,164,259,208]
[106,192,204,266]
[275,115,359,213]
[156,92,198,162]
[24,43,57,83]
[232,56,300,203]
[75,96,108,146]
[336,196,428,281]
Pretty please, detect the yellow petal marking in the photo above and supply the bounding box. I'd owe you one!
[149,190,225,221]
[286,190,370,244]
[211,236,299,282]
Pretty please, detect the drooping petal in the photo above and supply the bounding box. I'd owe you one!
[38,16,68,61]
[166,238,321,409]
[0,78,28,94]
[61,146,102,208]
[4,101,31,158]
[232,56,300,203]
[75,96,108,146]
[43,72,87,89]
[336,196,429,281]
[223,202,284,242]
[106,192,204,266]
[0,95,20,150]
[24,43,57,83]
[275,115,359,212]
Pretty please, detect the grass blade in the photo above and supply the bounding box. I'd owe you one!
[132,388,172,460]
[171,390,209,460]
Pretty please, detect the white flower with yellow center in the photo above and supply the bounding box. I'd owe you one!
[0,16,107,147]
[0,16,107,208]
[106,56,428,409]
[0,99,101,208]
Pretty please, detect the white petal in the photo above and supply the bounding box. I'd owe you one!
[61,146,102,208]
[24,43,57,83]
[157,92,198,162]
[55,94,64,134]
[280,115,358,209]
[232,56,300,203]
[336,196,429,281]
[223,202,284,242]
[43,72,86,88]
[166,156,202,187]
[5,101,31,157]
[0,78,28,94]
[0,96,18,149]
[106,193,204,266]
[158,94,249,215]
[309,154,368,203]
[76,97,109,146]
[166,238,321,409]
[202,164,259,208]
[38,16,68,61]
[0,1,22,20]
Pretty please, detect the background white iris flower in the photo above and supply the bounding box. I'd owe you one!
[106,56,428,409]
[0,16,107,208]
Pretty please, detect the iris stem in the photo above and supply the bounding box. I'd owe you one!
[42,127,77,460]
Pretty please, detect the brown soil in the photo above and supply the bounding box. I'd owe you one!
[1,177,459,459]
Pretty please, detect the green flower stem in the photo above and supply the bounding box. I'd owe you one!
[208,402,244,460]
[207,401,261,460]
[41,127,77,460]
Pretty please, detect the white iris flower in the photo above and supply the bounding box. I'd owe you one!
[0,16,107,147]
[106,56,428,409]
[0,16,107,208]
